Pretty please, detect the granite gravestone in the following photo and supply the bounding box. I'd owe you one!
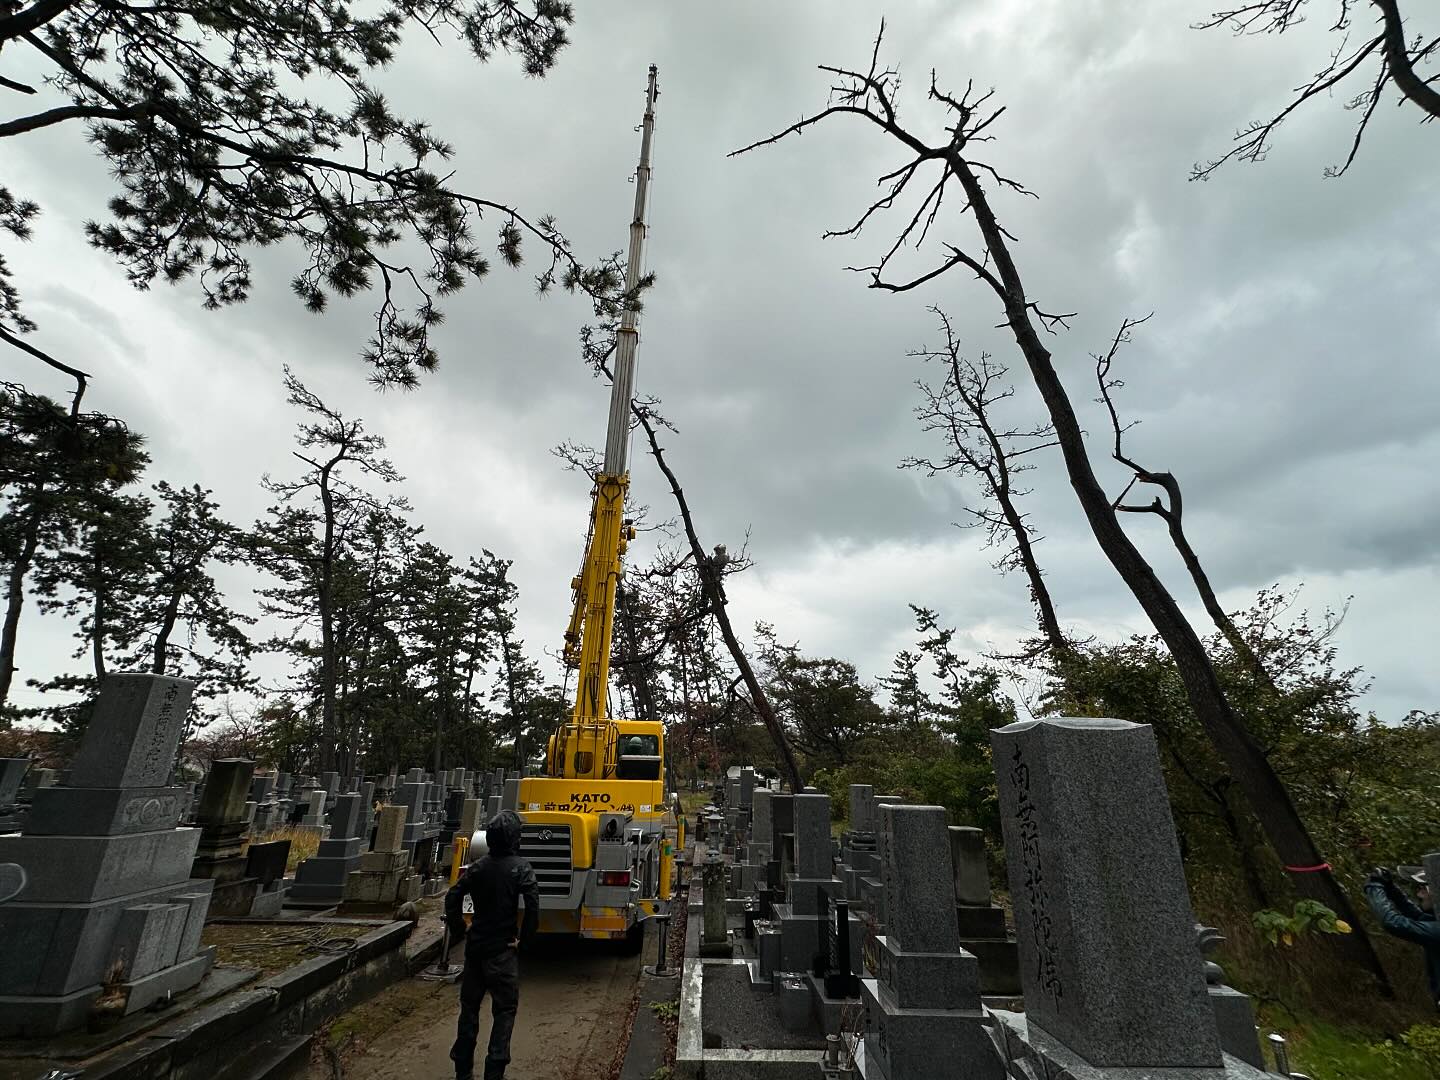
[190,758,259,915]
[341,803,420,911]
[244,839,291,916]
[949,826,1021,996]
[459,798,484,844]
[991,717,1222,1069]
[861,803,999,1080]
[0,757,29,832]
[289,793,367,907]
[0,674,215,1036]
[789,792,833,913]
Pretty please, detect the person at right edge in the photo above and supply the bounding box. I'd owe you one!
[1364,865,1440,1010]
[446,810,539,1080]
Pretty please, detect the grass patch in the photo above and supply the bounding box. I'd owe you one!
[648,999,679,1021]
[677,789,712,817]
[248,825,322,871]
[1258,1008,1440,1080]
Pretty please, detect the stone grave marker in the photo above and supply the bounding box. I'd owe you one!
[290,793,367,907]
[991,717,1221,1069]
[0,757,29,832]
[860,803,998,1080]
[244,839,291,916]
[299,788,326,828]
[459,797,483,843]
[341,804,420,911]
[0,673,215,1036]
[190,758,259,916]
[949,826,1020,995]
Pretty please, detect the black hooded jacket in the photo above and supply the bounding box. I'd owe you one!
[445,810,540,958]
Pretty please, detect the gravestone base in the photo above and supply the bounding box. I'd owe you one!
[988,1011,1269,1080]
[248,883,285,917]
[955,903,1021,995]
[860,876,884,918]
[773,904,823,972]
[422,877,447,897]
[729,862,765,896]
[24,785,186,835]
[860,977,1001,1080]
[873,934,980,1009]
[0,948,216,1037]
[955,904,1006,938]
[1210,985,1265,1069]
[785,876,837,917]
[339,867,420,910]
[288,835,366,905]
[0,827,203,901]
[804,973,859,1034]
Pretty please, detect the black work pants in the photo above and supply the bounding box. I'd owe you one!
[450,948,520,1080]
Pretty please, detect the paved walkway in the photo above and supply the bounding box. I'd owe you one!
[307,937,640,1080]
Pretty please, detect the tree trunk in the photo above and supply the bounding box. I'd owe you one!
[998,484,1067,656]
[952,155,1392,995]
[635,409,804,793]
[0,485,44,708]
[317,462,338,771]
[499,629,524,773]
[151,588,182,674]
[617,583,661,723]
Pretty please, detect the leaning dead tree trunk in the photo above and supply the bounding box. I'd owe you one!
[735,29,1391,993]
[633,406,805,794]
[582,333,804,791]
[1095,320,1278,693]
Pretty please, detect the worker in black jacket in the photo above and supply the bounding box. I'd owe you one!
[445,810,539,1080]
[1365,865,1440,1009]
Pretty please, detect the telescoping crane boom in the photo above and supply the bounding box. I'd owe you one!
[556,62,658,772]
[513,66,680,943]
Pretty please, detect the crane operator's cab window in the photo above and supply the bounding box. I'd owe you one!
[616,734,662,780]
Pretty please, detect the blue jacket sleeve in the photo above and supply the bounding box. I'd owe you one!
[1365,880,1440,946]
[1385,880,1428,922]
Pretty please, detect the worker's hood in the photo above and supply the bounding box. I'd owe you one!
[485,809,523,856]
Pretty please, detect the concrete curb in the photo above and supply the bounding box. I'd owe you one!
[69,919,419,1080]
[618,969,680,1080]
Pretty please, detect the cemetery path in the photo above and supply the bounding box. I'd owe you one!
[307,937,640,1080]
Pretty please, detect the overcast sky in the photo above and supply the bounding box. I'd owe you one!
[7,2,1439,724]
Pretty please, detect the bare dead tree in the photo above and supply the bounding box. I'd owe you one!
[903,306,1067,658]
[733,23,1391,993]
[1194,0,1440,178]
[1095,317,1278,693]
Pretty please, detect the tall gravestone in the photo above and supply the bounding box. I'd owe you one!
[949,826,1020,996]
[0,674,215,1035]
[341,804,420,911]
[190,758,259,916]
[991,717,1222,1069]
[861,804,1000,1080]
[289,793,367,907]
[0,757,29,833]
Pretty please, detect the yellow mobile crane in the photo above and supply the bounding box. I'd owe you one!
[514,65,679,942]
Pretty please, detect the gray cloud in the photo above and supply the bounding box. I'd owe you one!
[7,2,1437,725]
